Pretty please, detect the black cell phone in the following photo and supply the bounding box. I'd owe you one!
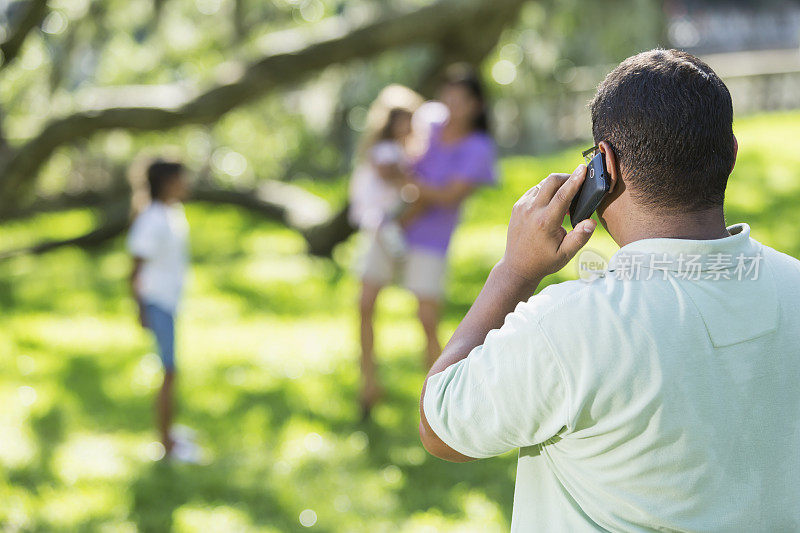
[569,151,611,228]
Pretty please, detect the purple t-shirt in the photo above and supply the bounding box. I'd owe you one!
[405,126,498,255]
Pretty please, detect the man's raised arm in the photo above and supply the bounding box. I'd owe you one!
[419,165,596,461]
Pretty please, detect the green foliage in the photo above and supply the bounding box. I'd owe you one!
[482,0,663,95]
[1,0,444,202]
[2,0,671,204]
[1,111,799,531]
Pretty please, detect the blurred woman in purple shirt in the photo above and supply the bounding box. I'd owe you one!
[357,65,498,417]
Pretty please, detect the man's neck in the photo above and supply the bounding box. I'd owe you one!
[611,206,730,248]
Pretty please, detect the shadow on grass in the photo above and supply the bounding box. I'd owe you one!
[59,355,155,433]
[6,405,67,493]
[129,459,304,533]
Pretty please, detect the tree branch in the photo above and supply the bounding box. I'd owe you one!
[0,180,344,259]
[233,0,249,41]
[0,208,129,260]
[192,181,331,230]
[303,204,353,257]
[0,0,49,70]
[0,189,127,222]
[0,0,523,207]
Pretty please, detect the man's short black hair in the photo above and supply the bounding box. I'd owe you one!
[590,49,735,212]
[147,160,184,200]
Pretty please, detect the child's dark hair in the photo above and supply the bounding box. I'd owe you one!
[378,108,412,142]
[443,63,490,133]
[147,160,184,200]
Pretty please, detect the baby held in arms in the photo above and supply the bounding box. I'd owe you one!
[348,85,429,257]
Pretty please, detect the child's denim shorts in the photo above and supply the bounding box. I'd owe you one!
[144,302,175,372]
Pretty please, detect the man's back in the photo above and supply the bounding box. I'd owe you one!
[513,224,800,531]
[419,49,798,532]
[423,224,800,531]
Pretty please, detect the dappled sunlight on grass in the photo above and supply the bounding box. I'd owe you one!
[1,111,798,530]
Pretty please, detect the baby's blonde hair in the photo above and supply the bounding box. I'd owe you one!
[356,84,423,162]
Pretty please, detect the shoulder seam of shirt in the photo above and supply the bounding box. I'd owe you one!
[530,279,598,322]
[529,280,601,432]
[532,319,575,434]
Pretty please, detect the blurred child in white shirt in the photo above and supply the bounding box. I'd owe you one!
[127,160,189,459]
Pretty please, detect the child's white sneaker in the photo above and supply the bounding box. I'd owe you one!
[169,425,203,464]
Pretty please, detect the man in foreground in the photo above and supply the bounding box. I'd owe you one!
[419,49,800,531]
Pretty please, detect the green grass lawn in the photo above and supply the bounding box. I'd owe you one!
[1,111,799,532]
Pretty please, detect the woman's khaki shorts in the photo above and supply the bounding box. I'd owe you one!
[357,238,447,300]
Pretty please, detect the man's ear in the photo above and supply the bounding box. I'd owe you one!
[598,141,619,194]
[731,134,738,173]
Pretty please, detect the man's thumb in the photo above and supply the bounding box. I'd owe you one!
[559,219,596,259]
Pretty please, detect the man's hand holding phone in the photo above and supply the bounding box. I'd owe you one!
[421,165,600,461]
[499,164,597,284]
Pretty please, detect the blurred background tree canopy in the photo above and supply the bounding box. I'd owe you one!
[0,0,673,257]
[5,0,796,259]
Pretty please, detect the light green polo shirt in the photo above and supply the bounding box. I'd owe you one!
[424,224,800,531]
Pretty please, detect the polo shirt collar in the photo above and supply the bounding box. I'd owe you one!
[605,223,777,348]
[607,223,756,273]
